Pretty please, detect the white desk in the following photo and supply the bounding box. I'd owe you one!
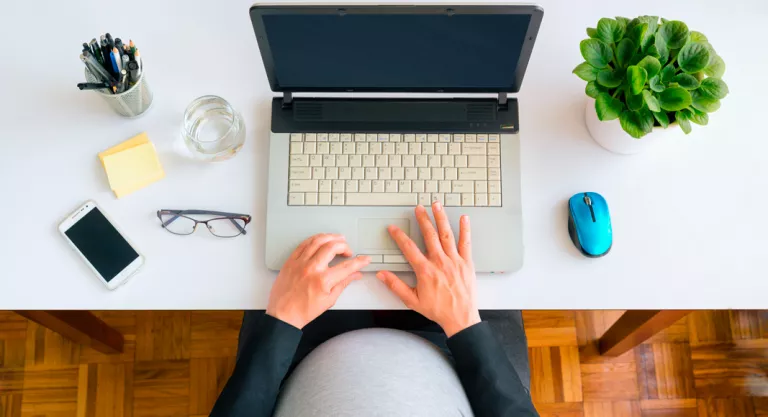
[1,0,766,312]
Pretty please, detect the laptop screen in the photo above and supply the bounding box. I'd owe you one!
[253,7,542,93]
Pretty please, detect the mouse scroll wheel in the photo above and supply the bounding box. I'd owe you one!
[583,196,592,206]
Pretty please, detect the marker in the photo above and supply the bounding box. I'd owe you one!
[77,82,110,90]
[128,60,140,83]
[82,42,90,53]
[105,33,114,48]
[121,54,129,72]
[111,47,123,73]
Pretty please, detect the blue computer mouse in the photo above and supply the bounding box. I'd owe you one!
[568,192,612,257]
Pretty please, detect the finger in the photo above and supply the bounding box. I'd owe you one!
[387,224,427,267]
[328,272,362,300]
[414,205,442,256]
[325,255,371,290]
[376,270,419,308]
[431,201,458,256]
[457,215,473,261]
[311,240,353,267]
[298,234,345,261]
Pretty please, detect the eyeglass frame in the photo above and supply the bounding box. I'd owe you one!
[156,209,252,238]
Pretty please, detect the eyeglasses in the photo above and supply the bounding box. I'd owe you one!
[157,209,252,238]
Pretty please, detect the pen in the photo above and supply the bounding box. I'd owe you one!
[115,38,124,57]
[81,52,115,83]
[116,69,127,93]
[106,33,114,48]
[101,44,112,71]
[82,42,90,53]
[89,39,101,64]
[77,82,110,90]
[121,54,129,72]
[134,49,142,70]
[111,47,122,74]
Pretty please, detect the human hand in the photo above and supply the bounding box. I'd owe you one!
[376,202,480,337]
[267,234,370,329]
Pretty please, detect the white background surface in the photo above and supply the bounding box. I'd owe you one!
[1,0,766,310]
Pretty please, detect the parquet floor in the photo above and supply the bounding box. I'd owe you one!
[1,310,766,416]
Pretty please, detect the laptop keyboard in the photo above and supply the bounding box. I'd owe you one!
[287,133,502,207]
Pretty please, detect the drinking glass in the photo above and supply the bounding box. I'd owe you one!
[182,95,245,161]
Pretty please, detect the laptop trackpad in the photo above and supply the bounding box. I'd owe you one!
[358,218,409,251]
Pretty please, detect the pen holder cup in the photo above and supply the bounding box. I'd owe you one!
[85,68,153,118]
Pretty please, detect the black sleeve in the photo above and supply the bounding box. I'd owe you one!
[447,321,539,417]
[209,314,302,417]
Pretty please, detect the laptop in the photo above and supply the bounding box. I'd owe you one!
[250,4,543,273]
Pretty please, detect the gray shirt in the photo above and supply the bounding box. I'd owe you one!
[273,328,474,417]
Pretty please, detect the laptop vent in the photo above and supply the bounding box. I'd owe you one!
[294,102,324,121]
[466,103,497,122]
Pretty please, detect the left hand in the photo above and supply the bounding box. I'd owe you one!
[266,234,371,329]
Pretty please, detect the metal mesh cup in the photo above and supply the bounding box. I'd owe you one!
[85,67,153,118]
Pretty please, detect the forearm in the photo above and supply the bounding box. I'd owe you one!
[210,314,302,417]
[447,322,539,417]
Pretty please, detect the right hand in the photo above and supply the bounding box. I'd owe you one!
[376,202,481,337]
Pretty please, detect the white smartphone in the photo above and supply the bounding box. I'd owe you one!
[58,201,144,290]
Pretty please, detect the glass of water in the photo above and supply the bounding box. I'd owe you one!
[182,95,245,161]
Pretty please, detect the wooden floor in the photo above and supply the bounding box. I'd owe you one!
[1,310,766,417]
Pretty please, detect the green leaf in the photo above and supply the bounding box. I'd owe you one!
[642,90,661,112]
[627,90,645,111]
[698,78,729,99]
[704,54,726,78]
[659,87,693,111]
[573,62,599,81]
[620,109,654,138]
[689,108,709,125]
[636,56,661,79]
[676,111,692,134]
[597,18,625,44]
[595,92,624,121]
[627,22,648,48]
[678,42,711,73]
[649,75,665,92]
[653,111,670,128]
[597,69,624,88]
[654,34,670,64]
[691,90,721,112]
[661,17,669,24]
[636,16,659,51]
[580,38,613,69]
[627,66,648,95]
[587,27,598,38]
[673,74,700,90]
[690,31,708,43]
[658,20,690,49]
[615,38,637,68]
[660,64,677,84]
[585,81,604,98]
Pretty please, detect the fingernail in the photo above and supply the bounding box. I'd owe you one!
[387,225,396,232]
[375,271,384,279]
[434,201,442,211]
[415,205,425,213]
[461,215,469,224]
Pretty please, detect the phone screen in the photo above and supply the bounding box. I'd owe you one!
[65,208,139,281]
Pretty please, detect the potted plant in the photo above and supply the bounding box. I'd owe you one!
[573,16,729,154]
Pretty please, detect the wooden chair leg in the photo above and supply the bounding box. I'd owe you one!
[14,311,124,354]
[598,310,690,356]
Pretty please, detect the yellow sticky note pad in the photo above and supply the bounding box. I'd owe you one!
[99,133,165,198]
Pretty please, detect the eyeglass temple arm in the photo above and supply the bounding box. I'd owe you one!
[157,210,251,235]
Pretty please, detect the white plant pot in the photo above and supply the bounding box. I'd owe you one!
[584,97,680,155]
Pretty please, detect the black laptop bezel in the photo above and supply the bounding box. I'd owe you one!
[249,4,544,94]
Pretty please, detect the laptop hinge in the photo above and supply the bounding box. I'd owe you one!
[497,92,508,110]
[282,92,293,109]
